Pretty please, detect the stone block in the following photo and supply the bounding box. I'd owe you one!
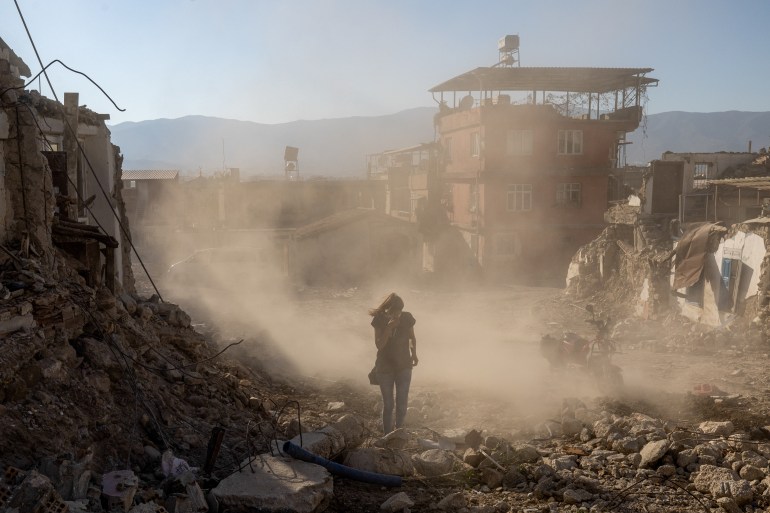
[212,456,332,513]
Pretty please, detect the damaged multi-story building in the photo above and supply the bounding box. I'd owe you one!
[369,36,658,283]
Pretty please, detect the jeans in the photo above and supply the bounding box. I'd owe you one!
[378,367,412,434]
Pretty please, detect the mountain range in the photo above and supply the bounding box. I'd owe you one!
[109,109,770,178]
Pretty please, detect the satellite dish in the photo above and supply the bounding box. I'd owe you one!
[459,95,474,110]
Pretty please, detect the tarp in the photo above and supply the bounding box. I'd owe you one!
[673,223,725,290]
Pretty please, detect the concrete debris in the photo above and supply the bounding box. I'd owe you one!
[1,468,69,513]
[436,491,466,510]
[344,448,415,476]
[639,439,669,467]
[211,456,332,513]
[286,413,366,460]
[699,420,736,437]
[380,491,414,512]
[374,428,410,450]
[412,449,456,477]
[327,401,345,412]
[102,470,139,512]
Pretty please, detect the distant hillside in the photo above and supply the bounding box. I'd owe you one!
[110,109,770,176]
[110,107,437,178]
[626,111,770,165]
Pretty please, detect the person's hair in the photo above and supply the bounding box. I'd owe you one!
[369,292,404,316]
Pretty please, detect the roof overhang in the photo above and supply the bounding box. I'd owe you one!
[429,67,657,94]
[708,177,770,190]
[122,169,180,180]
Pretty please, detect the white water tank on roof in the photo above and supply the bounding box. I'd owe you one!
[498,35,519,52]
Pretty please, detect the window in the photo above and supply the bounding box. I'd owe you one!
[469,183,479,213]
[693,162,711,189]
[470,132,480,157]
[558,130,583,155]
[444,137,452,162]
[556,183,581,207]
[506,129,533,156]
[507,184,532,211]
[129,180,136,188]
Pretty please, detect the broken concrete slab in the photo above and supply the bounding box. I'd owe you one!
[699,421,735,437]
[412,449,455,477]
[693,465,753,505]
[344,448,415,476]
[639,439,669,467]
[212,455,332,513]
[287,413,366,460]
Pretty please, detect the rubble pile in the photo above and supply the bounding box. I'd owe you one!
[331,397,770,513]
[566,218,673,318]
[0,240,316,512]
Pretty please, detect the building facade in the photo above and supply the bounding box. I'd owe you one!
[428,66,658,282]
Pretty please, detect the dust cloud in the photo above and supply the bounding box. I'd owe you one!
[135,187,678,428]
[154,231,611,424]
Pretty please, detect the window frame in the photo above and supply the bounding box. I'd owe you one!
[693,162,711,189]
[470,132,480,157]
[556,182,582,208]
[557,129,583,155]
[506,183,533,212]
[506,129,533,156]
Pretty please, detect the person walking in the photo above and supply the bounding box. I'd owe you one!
[369,293,418,434]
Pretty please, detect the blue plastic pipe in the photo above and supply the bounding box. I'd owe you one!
[282,441,402,488]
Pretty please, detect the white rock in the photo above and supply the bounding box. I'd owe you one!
[212,456,332,513]
[380,492,413,512]
[412,449,455,477]
[699,421,735,437]
[639,439,669,467]
[739,464,765,481]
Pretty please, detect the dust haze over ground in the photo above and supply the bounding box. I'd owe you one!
[125,237,770,512]
[140,236,718,436]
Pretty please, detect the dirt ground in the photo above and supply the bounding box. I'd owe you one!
[135,263,770,512]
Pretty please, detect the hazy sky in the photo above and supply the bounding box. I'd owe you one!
[2,0,767,125]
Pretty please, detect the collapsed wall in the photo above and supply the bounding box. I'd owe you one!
[0,47,55,254]
[566,203,674,320]
[567,198,770,340]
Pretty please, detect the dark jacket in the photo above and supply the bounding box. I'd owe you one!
[372,311,416,373]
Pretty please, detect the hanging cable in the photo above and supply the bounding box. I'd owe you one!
[0,59,125,111]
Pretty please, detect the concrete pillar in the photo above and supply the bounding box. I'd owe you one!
[63,93,79,220]
[0,112,9,243]
[84,124,122,285]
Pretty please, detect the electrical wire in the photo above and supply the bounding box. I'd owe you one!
[0,59,125,111]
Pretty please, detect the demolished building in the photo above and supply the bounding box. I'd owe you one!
[0,34,295,513]
[568,150,770,334]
